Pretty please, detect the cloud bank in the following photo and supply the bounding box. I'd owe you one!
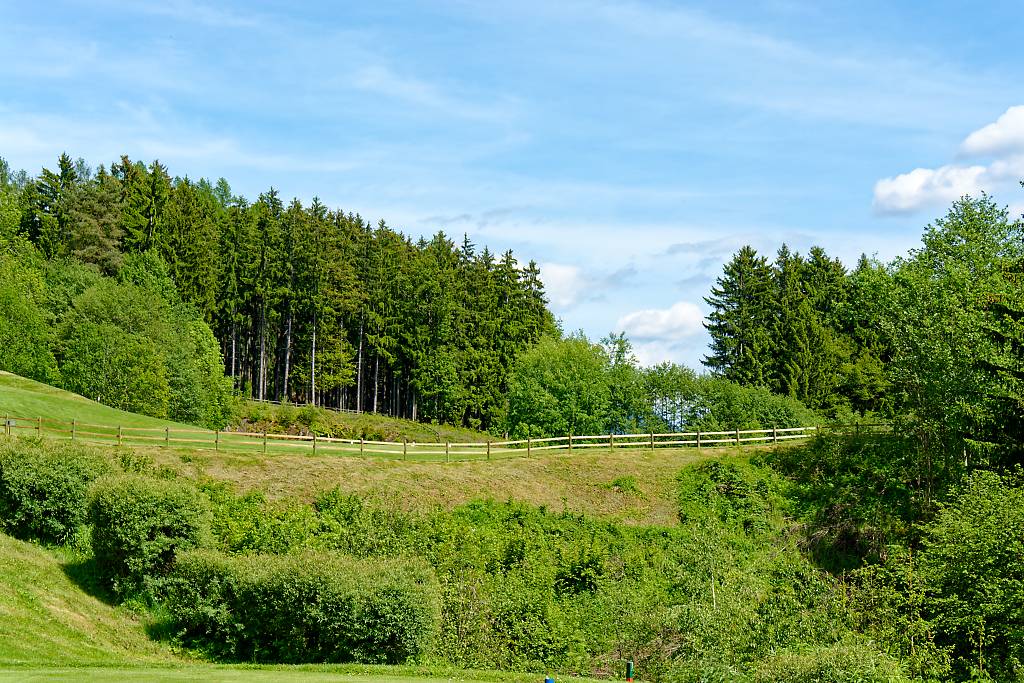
[874,105,1024,214]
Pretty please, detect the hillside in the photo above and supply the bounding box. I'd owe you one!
[0,533,177,667]
[0,371,184,431]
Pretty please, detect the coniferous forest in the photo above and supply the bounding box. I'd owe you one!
[0,153,555,430]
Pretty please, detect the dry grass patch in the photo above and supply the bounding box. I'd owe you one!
[148,444,788,526]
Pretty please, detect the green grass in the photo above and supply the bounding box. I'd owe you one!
[0,533,178,667]
[0,372,183,431]
[0,667,590,683]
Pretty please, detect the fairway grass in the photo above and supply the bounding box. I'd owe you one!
[0,668,592,683]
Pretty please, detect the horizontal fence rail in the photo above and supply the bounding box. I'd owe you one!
[0,412,839,463]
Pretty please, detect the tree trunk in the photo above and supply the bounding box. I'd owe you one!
[311,309,317,406]
[356,318,364,413]
[258,302,267,401]
[282,308,293,402]
[372,355,380,414]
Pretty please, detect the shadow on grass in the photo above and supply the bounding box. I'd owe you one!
[61,555,118,606]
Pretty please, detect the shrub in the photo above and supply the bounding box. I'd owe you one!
[0,438,109,544]
[203,483,319,554]
[752,643,909,683]
[165,550,441,664]
[916,470,1024,681]
[88,475,210,597]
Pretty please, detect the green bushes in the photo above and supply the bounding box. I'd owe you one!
[0,439,109,544]
[165,550,441,664]
[750,643,909,683]
[88,475,210,597]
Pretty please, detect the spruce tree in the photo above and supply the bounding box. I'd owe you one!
[703,245,773,385]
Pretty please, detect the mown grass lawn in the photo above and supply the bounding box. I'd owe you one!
[0,667,575,682]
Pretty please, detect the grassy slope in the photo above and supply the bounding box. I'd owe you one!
[235,401,492,444]
[0,533,598,682]
[157,443,729,526]
[0,534,177,667]
[0,372,493,450]
[0,372,184,430]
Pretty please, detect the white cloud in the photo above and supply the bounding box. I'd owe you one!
[614,300,710,368]
[960,105,1024,157]
[873,164,988,214]
[539,263,588,309]
[874,105,1024,214]
[616,301,704,340]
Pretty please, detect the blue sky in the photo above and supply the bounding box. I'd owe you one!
[3,1,1023,367]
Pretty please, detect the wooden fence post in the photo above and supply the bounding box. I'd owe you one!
[71,419,76,441]
[445,441,450,463]
[772,426,778,444]
[117,425,122,447]
[697,430,701,449]
[313,433,317,455]
[37,416,42,437]
[734,428,740,447]
[360,437,364,456]
[263,430,268,455]
[3,414,8,437]
[215,430,220,452]
[403,438,407,461]
[165,426,169,447]
[610,433,615,450]
[527,436,532,457]
[568,433,573,453]
[486,440,491,461]
[650,431,655,451]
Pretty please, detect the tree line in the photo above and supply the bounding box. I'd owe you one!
[0,154,556,430]
[704,193,1024,472]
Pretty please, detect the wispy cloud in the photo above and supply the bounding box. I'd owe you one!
[351,64,520,123]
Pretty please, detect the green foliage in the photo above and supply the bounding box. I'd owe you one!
[505,334,612,438]
[88,475,211,597]
[0,438,109,544]
[202,482,320,555]
[749,643,909,683]
[770,435,922,570]
[165,550,441,664]
[644,363,817,433]
[58,320,171,417]
[916,470,1024,681]
[677,459,785,532]
[0,247,59,383]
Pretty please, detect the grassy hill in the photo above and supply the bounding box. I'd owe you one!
[0,372,494,453]
[0,532,601,681]
[0,372,184,431]
[0,371,776,526]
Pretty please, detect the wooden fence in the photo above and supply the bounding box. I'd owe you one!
[0,413,820,463]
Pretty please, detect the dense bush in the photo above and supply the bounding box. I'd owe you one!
[769,434,921,570]
[0,247,58,382]
[915,470,1024,682]
[89,475,210,597]
[165,550,441,664]
[750,643,909,683]
[0,438,109,543]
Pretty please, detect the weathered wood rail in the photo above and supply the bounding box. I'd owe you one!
[0,413,827,462]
